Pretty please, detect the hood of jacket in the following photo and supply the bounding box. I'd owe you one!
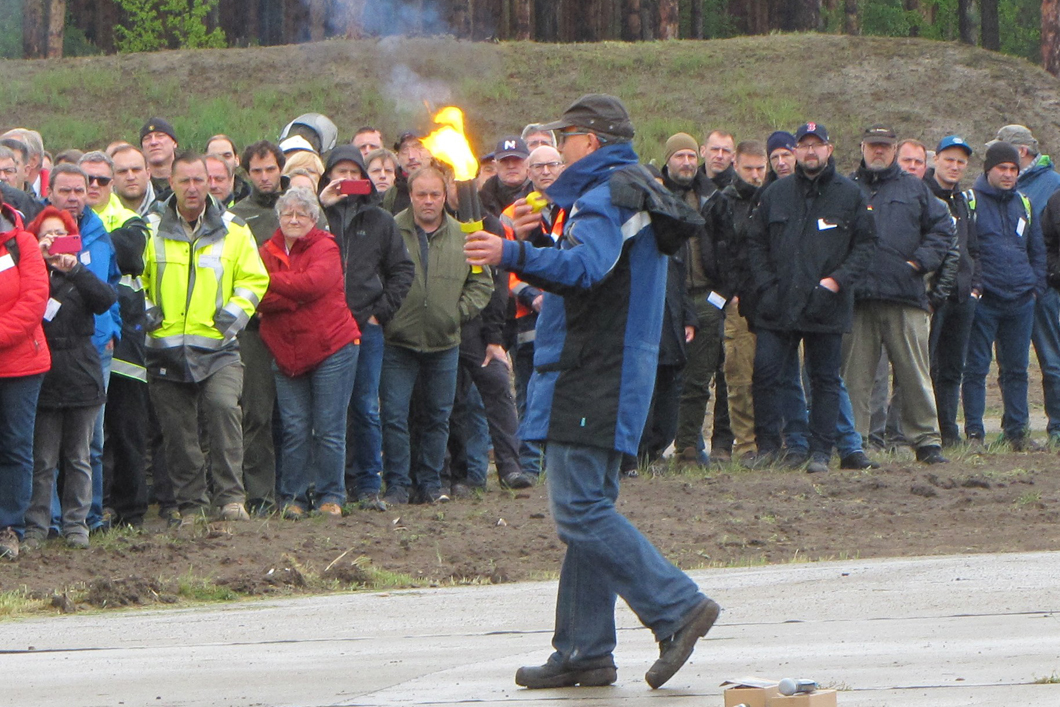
[545,142,639,212]
[248,176,289,209]
[322,145,380,201]
[972,173,1019,202]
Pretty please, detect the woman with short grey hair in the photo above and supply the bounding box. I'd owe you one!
[274,187,321,226]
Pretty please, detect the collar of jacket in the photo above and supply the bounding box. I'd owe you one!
[265,226,329,259]
[794,157,836,195]
[973,173,1018,201]
[1019,153,1055,181]
[0,202,20,233]
[396,207,460,238]
[76,205,108,246]
[545,142,638,212]
[855,159,901,186]
[250,177,289,208]
[724,176,759,201]
[924,171,959,200]
[157,194,228,243]
[661,166,715,200]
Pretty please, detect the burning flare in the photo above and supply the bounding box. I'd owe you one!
[422,107,478,181]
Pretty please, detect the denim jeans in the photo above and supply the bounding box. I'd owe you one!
[0,374,44,536]
[1032,287,1060,435]
[87,346,113,529]
[778,345,810,453]
[930,297,977,442]
[514,341,543,477]
[448,382,490,487]
[545,441,707,665]
[754,329,843,457]
[346,322,385,497]
[380,344,459,496]
[962,292,1035,440]
[275,344,358,509]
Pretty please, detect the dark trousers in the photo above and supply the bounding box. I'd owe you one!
[754,329,842,457]
[238,327,276,509]
[641,364,684,461]
[929,297,977,443]
[103,374,149,524]
[711,360,734,456]
[448,356,522,485]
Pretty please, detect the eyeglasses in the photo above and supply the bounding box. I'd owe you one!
[41,230,68,237]
[280,211,312,222]
[557,130,590,146]
[87,175,113,186]
[795,142,830,152]
[529,161,562,171]
[0,167,17,176]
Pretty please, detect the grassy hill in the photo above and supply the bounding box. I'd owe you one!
[4,33,1060,168]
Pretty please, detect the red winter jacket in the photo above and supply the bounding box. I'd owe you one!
[258,227,360,378]
[0,205,51,378]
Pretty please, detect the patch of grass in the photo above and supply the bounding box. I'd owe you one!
[1033,671,1060,684]
[349,555,420,589]
[0,588,50,619]
[1016,490,1042,507]
[176,570,239,602]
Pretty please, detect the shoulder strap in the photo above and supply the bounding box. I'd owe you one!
[1020,193,1032,224]
[3,236,19,266]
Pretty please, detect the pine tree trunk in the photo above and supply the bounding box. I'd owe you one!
[23,0,45,58]
[690,0,703,38]
[536,0,559,40]
[958,0,974,44]
[623,0,642,40]
[1044,0,1060,75]
[514,0,532,39]
[981,0,1000,50]
[658,0,679,38]
[791,0,819,31]
[46,0,65,58]
[844,0,858,34]
[307,0,327,40]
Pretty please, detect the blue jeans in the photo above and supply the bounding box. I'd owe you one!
[754,330,843,457]
[87,347,113,529]
[778,345,810,453]
[930,297,977,442]
[275,344,358,509]
[1032,287,1060,435]
[515,342,544,477]
[460,383,491,487]
[346,322,384,497]
[380,345,459,496]
[962,292,1035,440]
[0,374,44,536]
[545,441,706,665]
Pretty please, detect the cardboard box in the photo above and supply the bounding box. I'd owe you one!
[766,689,838,707]
[720,676,782,707]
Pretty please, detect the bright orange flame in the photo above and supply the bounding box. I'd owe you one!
[422,107,478,182]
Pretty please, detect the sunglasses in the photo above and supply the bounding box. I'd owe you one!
[88,175,113,186]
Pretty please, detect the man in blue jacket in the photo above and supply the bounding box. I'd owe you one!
[962,142,1046,447]
[990,125,1060,445]
[465,95,719,691]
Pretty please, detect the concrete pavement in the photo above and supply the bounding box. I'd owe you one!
[2,551,1059,706]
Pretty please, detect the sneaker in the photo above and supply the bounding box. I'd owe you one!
[915,445,949,465]
[159,505,180,525]
[515,656,618,689]
[357,493,388,511]
[0,527,19,560]
[281,504,306,520]
[423,489,450,504]
[621,467,639,479]
[645,596,721,689]
[1009,436,1044,452]
[967,436,987,453]
[500,471,534,489]
[318,502,343,518]
[219,502,251,521]
[806,453,830,474]
[383,486,409,505]
[839,451,880,470]
[65,533,89,550]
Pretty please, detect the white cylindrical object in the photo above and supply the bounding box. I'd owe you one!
[779,678,818,696]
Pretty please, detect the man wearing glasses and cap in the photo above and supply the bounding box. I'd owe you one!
[466,94,719,691]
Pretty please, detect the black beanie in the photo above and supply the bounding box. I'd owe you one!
[984,142,1020,174]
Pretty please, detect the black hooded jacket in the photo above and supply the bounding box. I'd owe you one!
[924,169,979,305]
[321,146,415,329]
[478,175,532,218]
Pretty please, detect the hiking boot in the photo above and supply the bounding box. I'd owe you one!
[219,503,251,521]
[0,527,19,560]
[839,451,880,470]
[317,502,343,518]
[967,436,987,453]
[64,533,89,550]
[805,453,830,474]
[281,504,306,520]
[915,445,949,465]
[357,493,388,511]
[20,530,45,553]
[1009,436,1044,452]
[645,596,721,689]
[780,450,809,470]
[423,489,450,504]
[500,471,534,489]
[383,486,409,505]
[515,656,617,689]
[159,505,180,525]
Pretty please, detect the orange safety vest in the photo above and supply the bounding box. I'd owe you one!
[501,204,565,320]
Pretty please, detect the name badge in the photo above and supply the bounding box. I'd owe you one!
[1016,218,1026,237]
[79,250,92,265]
[707,291,727,309]
[0,253,13,273]
[199,254,221,269]
[44,298,62,321]
[817,218,837,231]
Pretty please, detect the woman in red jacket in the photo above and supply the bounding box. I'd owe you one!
[0,200,51,559]
[258,188,360,518]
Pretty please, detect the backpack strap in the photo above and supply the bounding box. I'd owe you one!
[2,236,18,266]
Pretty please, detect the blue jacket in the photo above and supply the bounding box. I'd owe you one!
[500,143,664,455]
[971,174,1045,300]
[77,207,121,354]
[1017,155,1060,222]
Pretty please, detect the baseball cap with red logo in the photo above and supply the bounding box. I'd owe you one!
[794,122,829,143]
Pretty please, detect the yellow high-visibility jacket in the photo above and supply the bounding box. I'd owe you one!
[143,195,269,382]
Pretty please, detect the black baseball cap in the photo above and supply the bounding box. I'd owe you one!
[140,117,177,144]
[794,122,829,143]
[539,94,635,140]
[494,136,529,160]
[393,131,421,151]
[863,124,897,145]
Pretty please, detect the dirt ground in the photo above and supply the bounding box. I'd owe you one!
[3,441,1059,613]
